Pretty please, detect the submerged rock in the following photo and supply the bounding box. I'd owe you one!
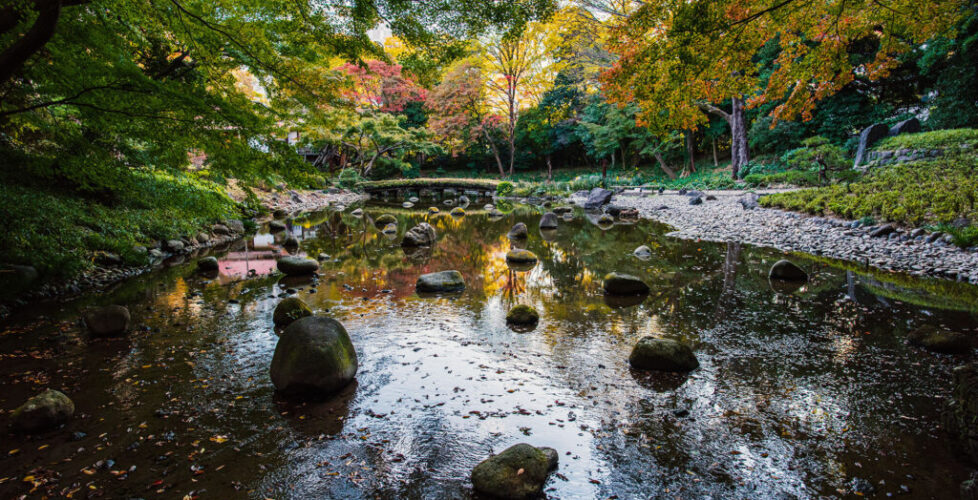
[197,256,219,271]
[539,212,559,229]
[84,305,131,337]
[10,389,74,433]
[506,305,539,326]
[505,249,538,265]
[603,273,650,295]
[416,270,465,293]
[471,443,558,499]
[629,337,699,372]
[634,245,652,260]
[402,223,437,247]
[374,214,397,227]
[270,316,358,397]
[277,256,319,276]
[908,325,971,354]
[769,260,808,281]
[273,297,313,327]
[508,222,528,239]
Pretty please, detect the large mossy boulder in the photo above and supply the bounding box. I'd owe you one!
[506,305,539,326]
[539,212,559,229]
[402,223,437,247]
[629,337,699,372]
[84,305,131,337]
[947,363,978,463]
[273,297,313,327]
[471,443,558,499]
[10,389,74,433]
[269,316,358,397]
[508,222,528,239]
[769,260,808,281]
[908,325,971,354]
[277,256,319,276]
[416,271,465,293]
[505,249,538,265]
[602,273,650,295]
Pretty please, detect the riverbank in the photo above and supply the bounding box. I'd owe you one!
[606,189,978,285]
[0,186,361,318]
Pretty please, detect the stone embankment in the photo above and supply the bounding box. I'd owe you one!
[601,189,978,285]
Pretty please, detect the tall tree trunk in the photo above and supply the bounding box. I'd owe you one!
[0,0,66,86]
[653,151,676,180]
[483,128,506,178]
[601,158,608,180]
[546,153,553,181]
[730,96,749,179]
[686,130,697,172]
[712,137,718,167]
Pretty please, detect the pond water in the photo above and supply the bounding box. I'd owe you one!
[2,198,977,499]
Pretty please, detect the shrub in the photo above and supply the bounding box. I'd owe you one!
[496,181,515,196]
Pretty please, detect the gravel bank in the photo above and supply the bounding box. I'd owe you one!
[604,189,978,285]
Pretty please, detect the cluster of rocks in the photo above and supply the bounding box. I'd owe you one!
[0,220,250,318]
[258,188,365,218]
[853,117,921,168]
[613,191,978,284]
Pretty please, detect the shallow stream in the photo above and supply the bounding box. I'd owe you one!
[1,198,977,498]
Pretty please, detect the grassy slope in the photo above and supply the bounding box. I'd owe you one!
[762,131,978,235]
[0,170,242,280]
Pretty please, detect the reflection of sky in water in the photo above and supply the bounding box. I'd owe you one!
[1,203,976,499]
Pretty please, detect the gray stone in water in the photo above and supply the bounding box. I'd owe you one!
[539,212,559,229]
[629,337,699,372]
[584,187,614,210]
[505,249,538,264]
[416,270,465,293]
[269,316,358,397]
[907,325,971,354]
[854,123,890,167]
[402,201,414,208]
[506,305,540,326]
[689,195,703,206]
[634,245,652,260]
[84,305,131,337]
[197,256,219,271]
[402,223,437,247]
[508,222,529,239]
[889,117,921,136]
[273,297,313,327]
[603,272,650,295]
[10,389,74,433]
[769,260,808,281]
[374,214,397,227]
[471,443,558,499]
[382,223,398,234]
[409,196,419,203]
[269,220,287,232]
[351,208,363,217]
[277,256,319,276]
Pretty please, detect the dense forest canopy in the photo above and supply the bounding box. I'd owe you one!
[1,0,976,189]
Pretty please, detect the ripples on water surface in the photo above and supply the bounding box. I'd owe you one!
[2,198,977,499]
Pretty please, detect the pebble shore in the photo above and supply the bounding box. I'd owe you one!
[607,189,978,285]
